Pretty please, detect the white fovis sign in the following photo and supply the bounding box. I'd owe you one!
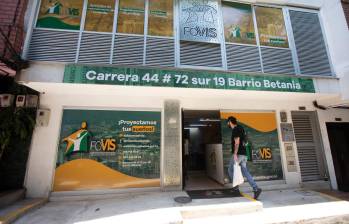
[180,0,220,43]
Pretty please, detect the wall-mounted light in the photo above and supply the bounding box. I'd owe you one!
[199,118,221,122]
[189,124,209,127]
[184,127,199,130]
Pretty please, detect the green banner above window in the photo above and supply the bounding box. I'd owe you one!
[63,64,315,93]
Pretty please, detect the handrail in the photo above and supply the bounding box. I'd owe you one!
[0,23,28,75]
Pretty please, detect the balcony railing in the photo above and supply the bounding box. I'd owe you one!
[0,23,28,76]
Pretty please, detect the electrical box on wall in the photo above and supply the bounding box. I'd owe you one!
[280,123,296,142]
[0,94,14,107]
[280,111,287,122]
[285,143,297,172]
[16,95,26,107]
[25,95,39,108]
[36,109,50,127]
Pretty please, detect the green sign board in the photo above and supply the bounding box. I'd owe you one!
[221,112,283,181]
[54,109,161,191]
[64,64,315,93]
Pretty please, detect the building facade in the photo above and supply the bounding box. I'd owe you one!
[19,0,349,197]
[0,0,29,76]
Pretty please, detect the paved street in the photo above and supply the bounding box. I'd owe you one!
[13,189,349,224]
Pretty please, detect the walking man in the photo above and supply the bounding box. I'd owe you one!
[227,116,262,200]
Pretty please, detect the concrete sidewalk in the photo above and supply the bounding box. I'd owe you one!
[13,189,349,224]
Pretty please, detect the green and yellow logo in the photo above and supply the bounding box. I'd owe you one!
[63,121,117,156]
[45,1,80,16]
[62,121,90,156]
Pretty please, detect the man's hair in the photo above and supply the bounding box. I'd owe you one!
[227,116,237,125]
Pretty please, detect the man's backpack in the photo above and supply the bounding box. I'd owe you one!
[242,127,253,162]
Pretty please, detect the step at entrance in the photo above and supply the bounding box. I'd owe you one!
[180,197,262,219]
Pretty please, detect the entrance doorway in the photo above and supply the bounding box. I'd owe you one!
[182,110,225,190]
[326,122,349,192]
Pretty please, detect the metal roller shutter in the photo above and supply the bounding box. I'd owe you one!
[180,41,222,68]
[78,33,112,64]
[289,10,332,76]
[261,47,295,75]
[28,29,79,62]
[291,112,324,182]
[146,37,175,67]
[113,35,144,65]
[226,44,262,72]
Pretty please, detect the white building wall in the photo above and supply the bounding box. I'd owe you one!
[20,0,349,198]
[23,80,348,197]
[319,0,349,100]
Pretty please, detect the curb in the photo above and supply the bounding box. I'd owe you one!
[0,198,47,224]
[314,191,342,201]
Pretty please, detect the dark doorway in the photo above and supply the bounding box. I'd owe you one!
[326,122,349,192]
[182,110,223,190]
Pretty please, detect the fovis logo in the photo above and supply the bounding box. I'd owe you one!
[181,0,219,41]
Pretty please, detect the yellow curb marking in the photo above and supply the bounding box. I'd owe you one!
[241,192,257,202]
[0,199,47,224]
[315,191,342,202]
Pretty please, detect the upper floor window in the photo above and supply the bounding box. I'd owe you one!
[222,2,256,45]
[117,0,145,34]
[255,6,289,48]
[36,0,84,30]
[148,0,173,37]
[84,0,115,32]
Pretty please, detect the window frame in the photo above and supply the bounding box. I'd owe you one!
[83,0,116,33]
[221,1,258,47]
[28,0,335,78]
[284,5,335,77]
[253,4,290,49]
[147,0,175,38]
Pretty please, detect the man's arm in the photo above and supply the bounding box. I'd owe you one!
[233,137,240,161]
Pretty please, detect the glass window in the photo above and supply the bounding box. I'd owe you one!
[148,0,173,37]
[117,0,145,34]
[84,0,115,32]
[36,0,84,30]
[255,6,289,48]
[222,2,256,45]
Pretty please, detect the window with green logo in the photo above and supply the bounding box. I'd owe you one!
[222,2,256,45]
[117,0,145,34]
[148,0,173,37]
[36,0,84,30]
[84,0,115,32]
[255,6,289,48]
